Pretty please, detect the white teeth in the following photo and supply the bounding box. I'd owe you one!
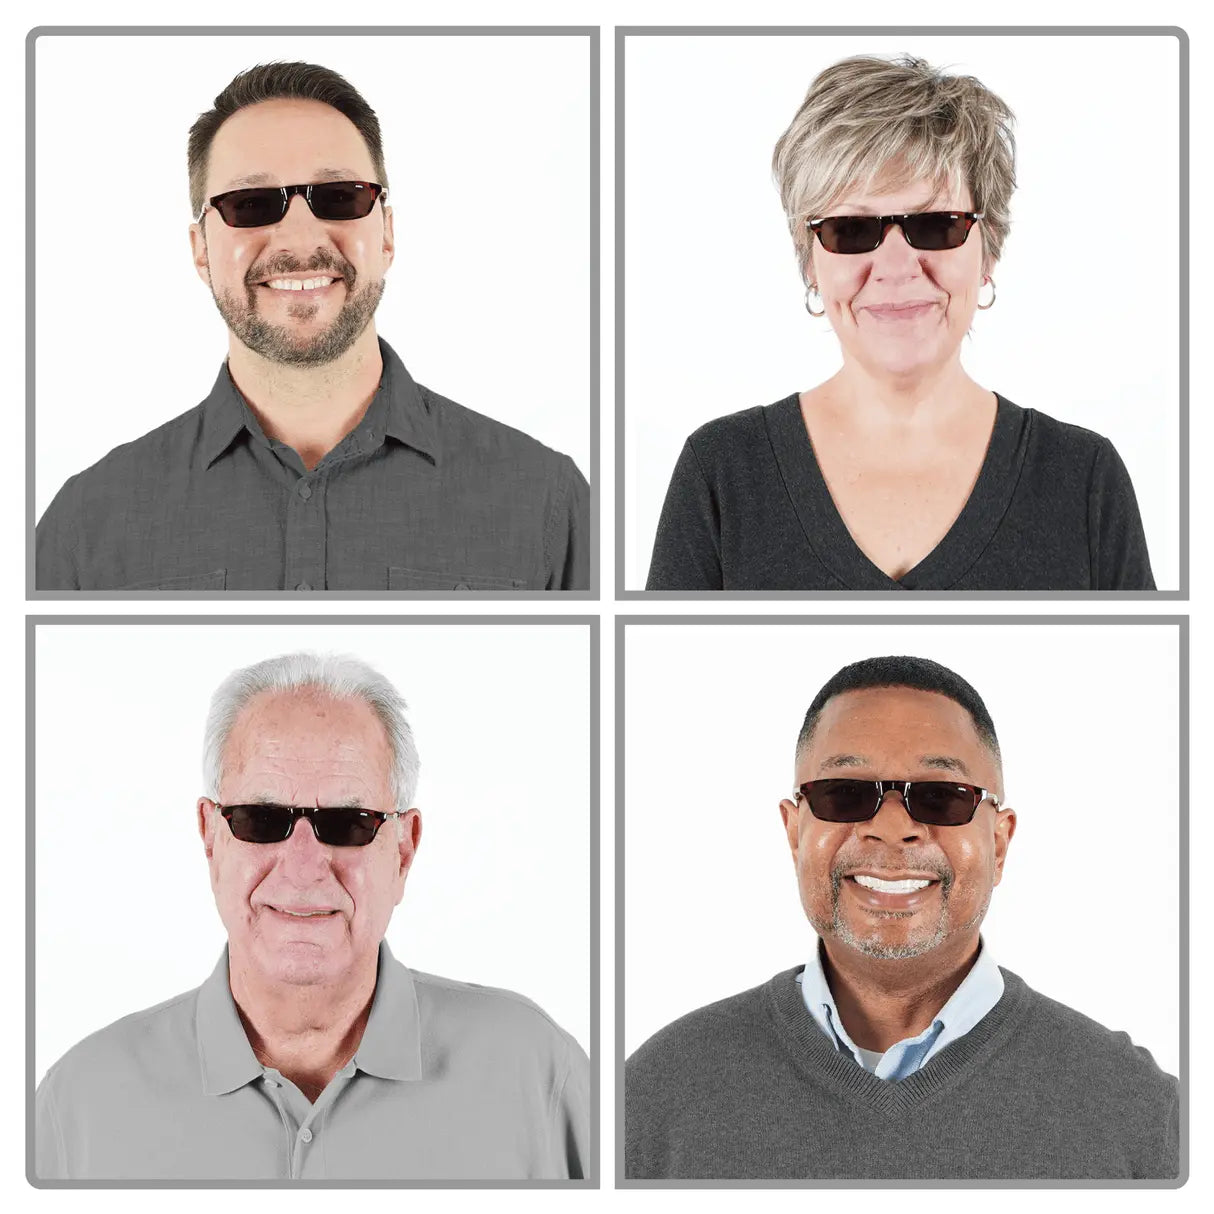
[279,909,333,917]
[265,277,334,291]
[853,875,932,894]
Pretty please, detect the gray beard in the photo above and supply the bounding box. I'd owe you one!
[807,872,990,961]
[214,277,385,367]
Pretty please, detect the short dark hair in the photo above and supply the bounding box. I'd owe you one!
[187,61,388,219]
[796,655,1000,760]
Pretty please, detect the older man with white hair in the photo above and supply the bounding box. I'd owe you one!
[35,652,589,1181]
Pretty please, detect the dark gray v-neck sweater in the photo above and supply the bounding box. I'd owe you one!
[645,395,1155,590]
[624,967,1179,1180]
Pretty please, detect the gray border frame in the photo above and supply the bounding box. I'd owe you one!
[616,26,1189,600]
[27,614,600,1189]
[615,614,1188,1188]
[26,26,600,601]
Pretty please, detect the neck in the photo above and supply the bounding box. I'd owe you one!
[228,947,378,1102]
[826,358,989,428]
[820,933,981,1053]
[226,327,384,471]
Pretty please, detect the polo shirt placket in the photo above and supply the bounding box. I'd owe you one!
[260,1060,358,1179]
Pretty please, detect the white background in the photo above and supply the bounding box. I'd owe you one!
[4,0,1211,1208]
[624,621,1181,1074]
[34,622,592,1079]
[33,33,592,518]
[624,34,1182,590]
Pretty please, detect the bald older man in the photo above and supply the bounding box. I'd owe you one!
[625,655,1178,1181]
[36,653,589,1181]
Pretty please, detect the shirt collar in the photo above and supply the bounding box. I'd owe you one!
[195,939,423,1097]
[798,933,1002,1059]
[196,946,263,1096]
[351,939,424,1081]
[198,336,440,469]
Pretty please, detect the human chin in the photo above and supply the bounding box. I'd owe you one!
[851,318,957,378]
[249,917,352,986]
[832,885,950,960]
[217,278,384,367]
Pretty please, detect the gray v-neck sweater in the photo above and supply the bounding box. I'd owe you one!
[645,395,1155,590]
[624,967,1179,1180]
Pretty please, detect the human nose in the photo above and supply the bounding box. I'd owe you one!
[861,787,927,843]
[271,190,330,238]
[870,221,922,271]
[275,812,334,875]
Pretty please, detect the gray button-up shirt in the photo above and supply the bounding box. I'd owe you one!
[35,339,589,591]
[35,942,590,1180]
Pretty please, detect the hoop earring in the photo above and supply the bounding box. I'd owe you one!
[804,284,825,318]
[976,275,996,310]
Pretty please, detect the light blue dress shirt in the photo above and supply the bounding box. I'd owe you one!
[796,935,1004,1080]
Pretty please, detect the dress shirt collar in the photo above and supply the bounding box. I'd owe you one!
[199,336,440,469]
[797,933,1004,1074]
[196,938,423,1097]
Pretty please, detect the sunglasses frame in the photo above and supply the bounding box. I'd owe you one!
[793,779,1000,826]
[215,801,406,846]
[806,211,984,254]
[198,180,386,227]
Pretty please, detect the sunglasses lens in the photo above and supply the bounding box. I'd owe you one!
[310,182,378,221]
[903,213,970,251]
[215,189,285,228]
[225,804,292,842]
[806,780,878,822]
[818,216,881,254]
[907,783,977,825]
[312,809,381,847]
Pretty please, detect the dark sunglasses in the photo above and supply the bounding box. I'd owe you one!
[200,181,385,228]
[216,802,405,847]
[807,211,983,255]
[794,779,999,826]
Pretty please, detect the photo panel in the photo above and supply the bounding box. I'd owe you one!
[30,616,596,1184]
[31,29,595,595]
[620,31,1183,594]
[620,616,1184,1184]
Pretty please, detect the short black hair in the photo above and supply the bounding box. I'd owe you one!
[796,655,1000,760]
[188,61,388,220]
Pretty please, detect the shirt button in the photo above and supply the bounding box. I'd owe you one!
[300,1128,313,1143]
[298,483,312,500]
[296,582,313,592]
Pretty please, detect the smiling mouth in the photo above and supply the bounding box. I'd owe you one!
[258,276,342,293]
[843,874,941,910]
[862,301,938,318]
[268,906,339,918]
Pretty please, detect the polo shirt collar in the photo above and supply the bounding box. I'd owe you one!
[196,946,263,1096]
[195,940,424,1097]
[198,336,441,469]
[352,940,424,1081]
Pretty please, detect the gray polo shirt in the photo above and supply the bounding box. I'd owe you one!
[34,942,589,1181]
[35,337,589,591]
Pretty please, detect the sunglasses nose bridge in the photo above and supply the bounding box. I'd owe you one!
[871,782,922,824]
[874,218,917,254]
[276,807,331,847]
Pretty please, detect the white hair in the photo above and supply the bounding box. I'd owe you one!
[202,652,420,812]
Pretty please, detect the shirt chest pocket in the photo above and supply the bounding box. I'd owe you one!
[388,566,527,591]
[117,569,228,591]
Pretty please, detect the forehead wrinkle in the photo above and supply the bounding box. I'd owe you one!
[220,166,366,192]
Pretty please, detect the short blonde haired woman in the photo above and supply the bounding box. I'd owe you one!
[646,55,1153,591]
